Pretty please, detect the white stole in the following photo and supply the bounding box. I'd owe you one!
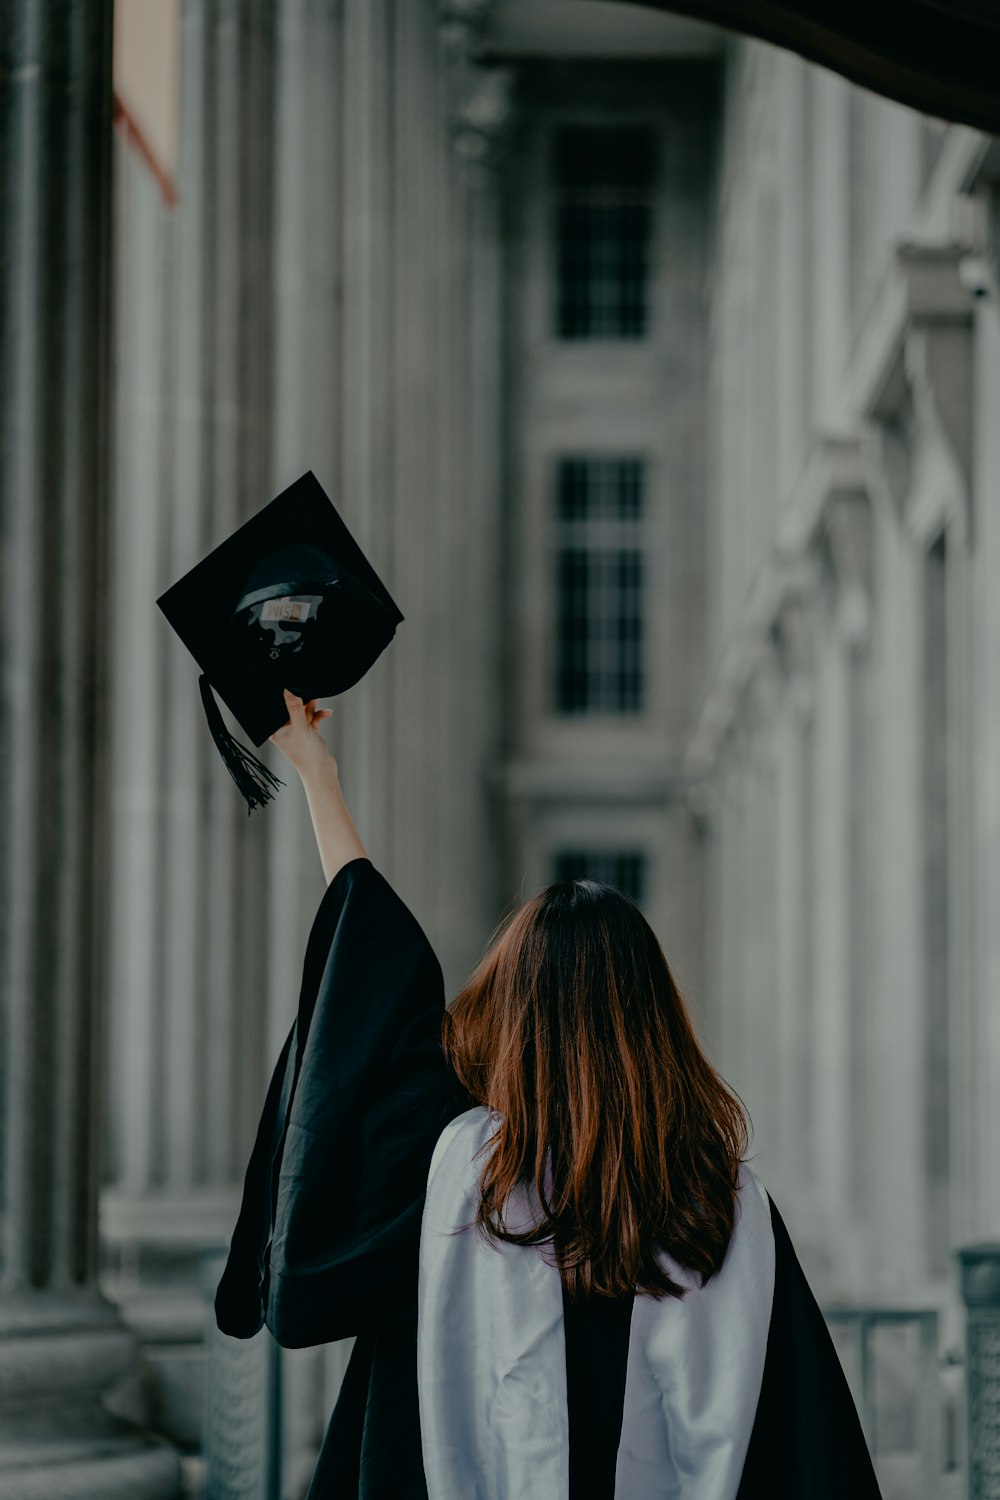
[417,1105,775,1500]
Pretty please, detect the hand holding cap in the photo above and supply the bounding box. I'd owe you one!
[156,471,403,812]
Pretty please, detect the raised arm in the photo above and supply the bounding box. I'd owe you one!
[269,687,367,884]
[216,697,470,1350]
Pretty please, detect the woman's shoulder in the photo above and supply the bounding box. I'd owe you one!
[427,1103,496,1182]
[738,1159,771,1214]
[728,1159,775,1264]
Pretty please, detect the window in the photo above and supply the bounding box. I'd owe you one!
[553,124,656,340]
[552,849,647,905]
[554,457,645,714]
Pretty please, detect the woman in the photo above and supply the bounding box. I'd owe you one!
[215,690,882,1500]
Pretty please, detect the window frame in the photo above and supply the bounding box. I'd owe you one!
[551,453,648,718]
[550,121,659,343]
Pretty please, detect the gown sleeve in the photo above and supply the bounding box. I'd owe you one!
[214,855,469,1350]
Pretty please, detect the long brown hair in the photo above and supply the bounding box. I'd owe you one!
[441,878,750,1301]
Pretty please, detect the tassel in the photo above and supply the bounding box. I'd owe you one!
[198,673,285,814]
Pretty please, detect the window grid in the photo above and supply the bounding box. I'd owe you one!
[552,849,647,906]
[554,457,645,715]
[553,125,655,340]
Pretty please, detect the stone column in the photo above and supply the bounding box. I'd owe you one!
[806,572,852,1279]
[101,0,281,1457]
[738,651,782,1176]
[862,246,975,1296]
[431,5,473,985]
[867,470,926,1296]
[337,0,394,880]
[810,69,851,432]
[715,753,743,1085]
[706,760,730,1063]
[381,0,510,992]
[970,256,1000,1248]
[0,2,179,1493]
[268,2,348,1488]
[814,490,874,1293]
[771,592,815,1215]
[440,7,513,948]
[725,738,753,1099]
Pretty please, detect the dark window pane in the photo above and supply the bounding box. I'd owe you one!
[553,125,656,191]
[556,547,591,713]
[556,458,644,521]
[553,458,645,715]
[552,125,656,340]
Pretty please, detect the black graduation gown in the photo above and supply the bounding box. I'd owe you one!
[215,856,882,1500]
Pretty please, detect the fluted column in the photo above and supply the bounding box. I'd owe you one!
[101,0,281,1455]
[723,741,752,1096]
[338,0,396,884]
[268,2,347,1487]
[771,595,814,1212]
[867,479,926,1296]
[711,759,736,1073]
[861,249,975,1297]
[388,0,465,986]
[970,257,1000,1249]
[809,492,874,1293]
[741,656,781,1183]
[444,19,514,950]
[827,492,875,1289]
[429,6,471,987]
[0,2,178,1493]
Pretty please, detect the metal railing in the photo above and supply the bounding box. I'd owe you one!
[824,1306,945,1500]
[959,1244,1000,1500]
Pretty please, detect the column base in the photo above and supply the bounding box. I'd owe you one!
[0,1292,181,1500]
[100,1187,240,1450]
[0,1446,180,1500]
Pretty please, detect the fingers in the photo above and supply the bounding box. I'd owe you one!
[283,690,332,726]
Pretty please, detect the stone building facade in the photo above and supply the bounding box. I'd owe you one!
[696,26,998,1327]
[2,0,999,1496]
[686,38,1000,1497]
[495,49,718,1014]
[101,1,514,1491]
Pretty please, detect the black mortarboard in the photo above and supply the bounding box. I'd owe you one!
[156,471,403,813]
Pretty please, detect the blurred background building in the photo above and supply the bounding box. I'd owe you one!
[2,1,1000,1497]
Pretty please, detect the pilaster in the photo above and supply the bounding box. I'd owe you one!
[101,0,281,1458]
[0,1,179,1491]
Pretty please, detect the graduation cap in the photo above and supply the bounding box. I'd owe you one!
[157,471,403,813]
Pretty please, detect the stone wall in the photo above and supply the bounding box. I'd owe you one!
[99,0,512,1487]
[692,16,999,1398]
